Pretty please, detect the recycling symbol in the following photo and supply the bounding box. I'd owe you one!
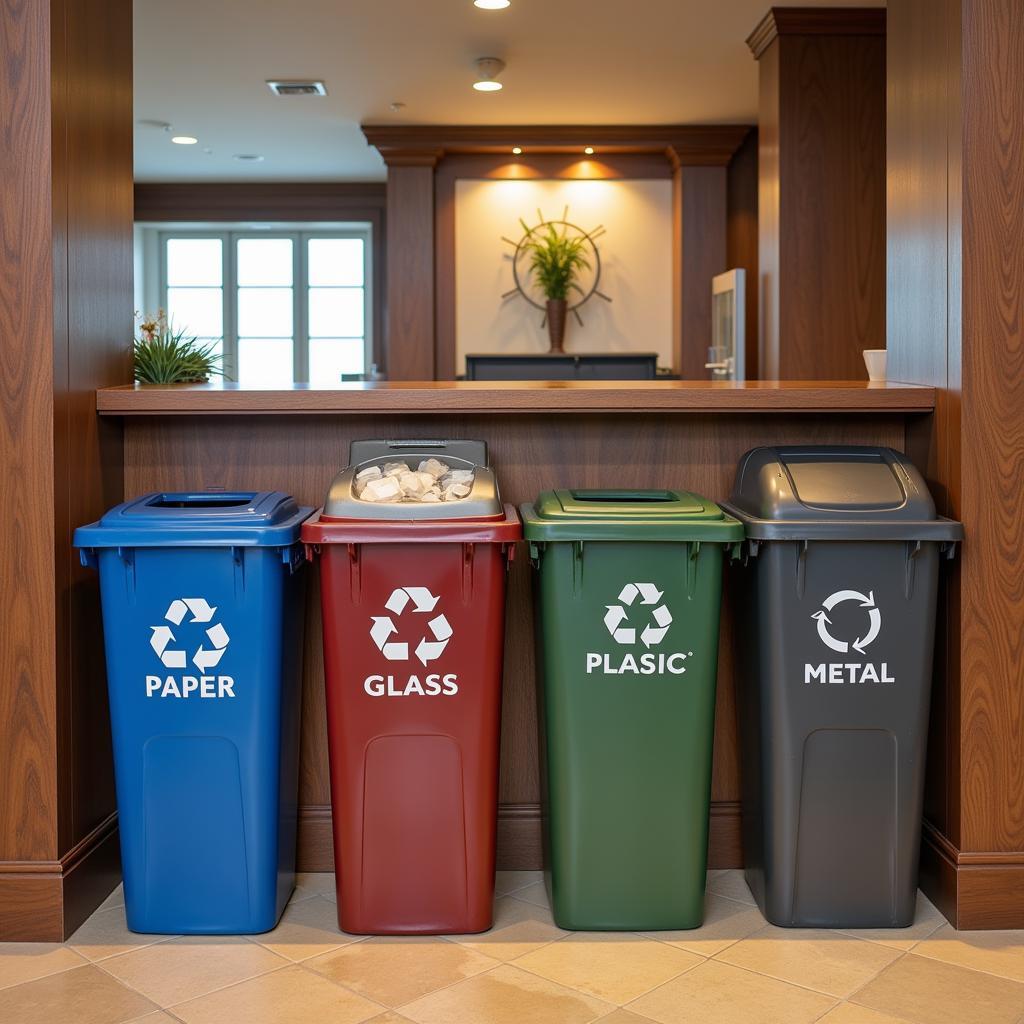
[150,598,230,672]
[812,589,882,655]
[604,582,673,648]
[371,587,452,666]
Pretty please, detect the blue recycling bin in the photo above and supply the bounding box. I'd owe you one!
[74,491,311,934]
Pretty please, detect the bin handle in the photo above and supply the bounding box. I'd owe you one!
[569,488,678,503]
[79,548,97,569]
[281,542,306,575]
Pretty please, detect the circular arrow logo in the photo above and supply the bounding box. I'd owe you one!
[812,590,882,655]
[150,598,230,671]
[604,582,673,648]
[371,587,452,666]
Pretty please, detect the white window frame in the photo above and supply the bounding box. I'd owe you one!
[156,225,373,383]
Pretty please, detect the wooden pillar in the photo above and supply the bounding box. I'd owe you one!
[380,152,441,380]
[669,155,728,379]
[889,0,1024,929]
[0,0,132,940]
[749,8,886,379]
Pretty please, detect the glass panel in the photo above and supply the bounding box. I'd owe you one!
[166,287,223,338]
[237,338,294,384]
[308,287,364,337]
[166,238,223,286]
[309,338,365,383]
[237,238,294,286]
[237,287,293,337]
[308,238,364,286]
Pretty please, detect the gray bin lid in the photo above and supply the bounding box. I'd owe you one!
[721,446,963,542]
[323,439,504,521]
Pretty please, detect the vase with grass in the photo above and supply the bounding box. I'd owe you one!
[133,310,224,384]
[519,220,592,352]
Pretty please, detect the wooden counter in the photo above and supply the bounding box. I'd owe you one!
[96,379,936,416]
[103,380,934,873]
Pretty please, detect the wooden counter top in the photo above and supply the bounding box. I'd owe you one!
[97,380,935,415]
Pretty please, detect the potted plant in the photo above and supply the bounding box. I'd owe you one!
[519,220,592,352]
[133,310,224,384]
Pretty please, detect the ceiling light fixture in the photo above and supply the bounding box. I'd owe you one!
[171,135,198,145]
[584,146,594,154]
[474,0,511,8]
[473,57,506,92]
[512,146,522,154]
[266,80,328,97]
[233,154,265,162]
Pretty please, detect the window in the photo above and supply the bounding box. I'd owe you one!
[158,228,371,384]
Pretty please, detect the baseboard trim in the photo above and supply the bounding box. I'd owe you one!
[297,800,745,873]
[921,821,1024,929]
[0,812,120,941]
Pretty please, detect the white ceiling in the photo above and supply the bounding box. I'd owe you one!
[134,0,885,182]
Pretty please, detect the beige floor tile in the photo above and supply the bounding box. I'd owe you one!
[642,894,767,957]
[494,871,543,896]
[170,963,381,1023]
[400,962,614,1024]
[852,952,1024,1024]
[0,963,157,1024]
[834,893,947,950]
[294,872,337,900]
[627,958,836,1024]
[0,941,87,991]
[705,871,756,906]
[448,895,570,962]
[307,935,496,1007]
[364,1014,416,1024]
[817,1004,916,1024]
[98,884,126,912]
[126,1014,181,1023]
[595,1011,659,1024]
[912,922,1024,983]
[715,924,900,998]
[101,934,287,1007]
[515,932,702,1004]
[68,905,172,962]
[250,895,356,962]
[511,880,550,908]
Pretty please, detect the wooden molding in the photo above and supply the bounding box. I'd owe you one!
[362,124,751,167]
[134,181,386,221]
[747,7,886,60]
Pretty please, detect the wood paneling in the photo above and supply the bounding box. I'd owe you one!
[889,0,1024,928]
[385,161,437,380]
[753,9,886,379]
[95,380,937,416]
[122,409,910,871]
[727,129,760,378]
[0,0,132,939]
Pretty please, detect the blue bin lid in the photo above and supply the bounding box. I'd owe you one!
[74,492,312,548]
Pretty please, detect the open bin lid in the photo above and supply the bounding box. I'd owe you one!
[521,488,744,543]
[73,491,312,548]
[303,439,521,544]
[721,446,963,542]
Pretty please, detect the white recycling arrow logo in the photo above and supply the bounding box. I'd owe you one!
[371,587,452,666]
[812,589,882,655]
[150,598,230,671]
[604,582,673,648]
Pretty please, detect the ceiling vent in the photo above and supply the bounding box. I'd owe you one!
[266,80,327,97]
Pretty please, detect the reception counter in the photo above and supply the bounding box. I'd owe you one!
[98,380,936,871]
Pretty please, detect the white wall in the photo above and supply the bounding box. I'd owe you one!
[454,179,674,376]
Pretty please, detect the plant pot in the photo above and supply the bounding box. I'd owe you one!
[546,298,567,353]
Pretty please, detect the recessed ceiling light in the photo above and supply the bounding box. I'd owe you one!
[584,146,594,155]
[233,154,265,162]
[474,0,511,8]
[171,135,198,145]
[512,146,522,154]
[473,56,506,92]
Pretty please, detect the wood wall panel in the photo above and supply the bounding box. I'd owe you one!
[122,410,908,869]
[726,129,759,379]
[889,0,1024,927]
[754,10,886,379]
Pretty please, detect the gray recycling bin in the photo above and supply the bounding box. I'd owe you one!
[723,446,962,928]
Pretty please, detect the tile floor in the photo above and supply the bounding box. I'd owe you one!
[2,870,1024,1024]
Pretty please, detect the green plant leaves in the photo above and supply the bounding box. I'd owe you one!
[520,222,591,302]
[133,315,224,384]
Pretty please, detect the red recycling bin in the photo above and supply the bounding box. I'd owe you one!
[302,440,520,934]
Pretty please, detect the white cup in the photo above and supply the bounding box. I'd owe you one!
[863,349,887,382]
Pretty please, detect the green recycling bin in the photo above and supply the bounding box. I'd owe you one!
[522,489,743,930]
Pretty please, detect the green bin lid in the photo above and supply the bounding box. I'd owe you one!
[520,488,744,543]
